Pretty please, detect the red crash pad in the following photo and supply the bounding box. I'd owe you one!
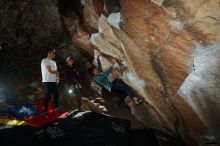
[23,101,68,128]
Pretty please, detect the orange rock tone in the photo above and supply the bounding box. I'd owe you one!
[59,0,220,145]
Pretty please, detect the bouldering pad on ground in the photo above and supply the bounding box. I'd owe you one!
[35,110,131,145]
[9,100,68,127]
[24,101,68,127]
[0,119,27,126]
[0,110,159,146]
[9,104,40,119]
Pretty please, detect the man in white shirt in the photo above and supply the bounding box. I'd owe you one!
[41,49,60,117]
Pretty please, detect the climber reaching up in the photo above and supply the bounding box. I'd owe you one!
[88,55,144,105]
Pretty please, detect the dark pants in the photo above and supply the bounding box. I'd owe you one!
[44,82,59,112]
[111,79,134,98]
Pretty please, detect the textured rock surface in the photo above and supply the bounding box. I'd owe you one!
[0,0,68,67]
[60,0,220,145]
[199,128,220,146]
[151,0,164,6]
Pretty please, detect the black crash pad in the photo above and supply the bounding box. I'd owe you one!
[0,110,159,146]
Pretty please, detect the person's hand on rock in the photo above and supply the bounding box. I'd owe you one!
[111,58,117,65]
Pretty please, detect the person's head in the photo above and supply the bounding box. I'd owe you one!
[47,49,56,59]
[88,66,99,76]
[66,56,74,66]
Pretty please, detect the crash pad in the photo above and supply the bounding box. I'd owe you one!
[9,104,40,119]
[0,125,38,145]
[34,110,131,145]
[0,119,27,126]
[0,110,159,146]
[9,101,68,128]
[24,101,68,127]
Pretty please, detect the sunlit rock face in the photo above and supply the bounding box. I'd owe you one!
[60,0,220,145]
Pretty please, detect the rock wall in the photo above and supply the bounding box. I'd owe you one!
[0,0,68,67]
[59,0,220,145]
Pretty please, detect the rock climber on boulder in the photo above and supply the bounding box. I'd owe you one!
[88,55,144,105]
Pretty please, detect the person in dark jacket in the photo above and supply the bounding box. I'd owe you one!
[88,55,143,105]
[64,56,82,110]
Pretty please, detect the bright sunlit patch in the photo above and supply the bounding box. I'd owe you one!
[178,43,220,126]
[107,12,121,29]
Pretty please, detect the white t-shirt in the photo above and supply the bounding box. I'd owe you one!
[41,58,57,82]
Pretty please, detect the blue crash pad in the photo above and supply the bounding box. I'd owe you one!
[10,104,40,119]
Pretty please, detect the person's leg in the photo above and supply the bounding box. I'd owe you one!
[112,79,143,105]
[64,84,72,109]
[51,83,59,109]
[112,79,134,98]
[44,83,52,113]
[75,88,82,110]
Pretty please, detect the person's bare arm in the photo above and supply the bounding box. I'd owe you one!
[46,66,59,76]
[110,58,117,65]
